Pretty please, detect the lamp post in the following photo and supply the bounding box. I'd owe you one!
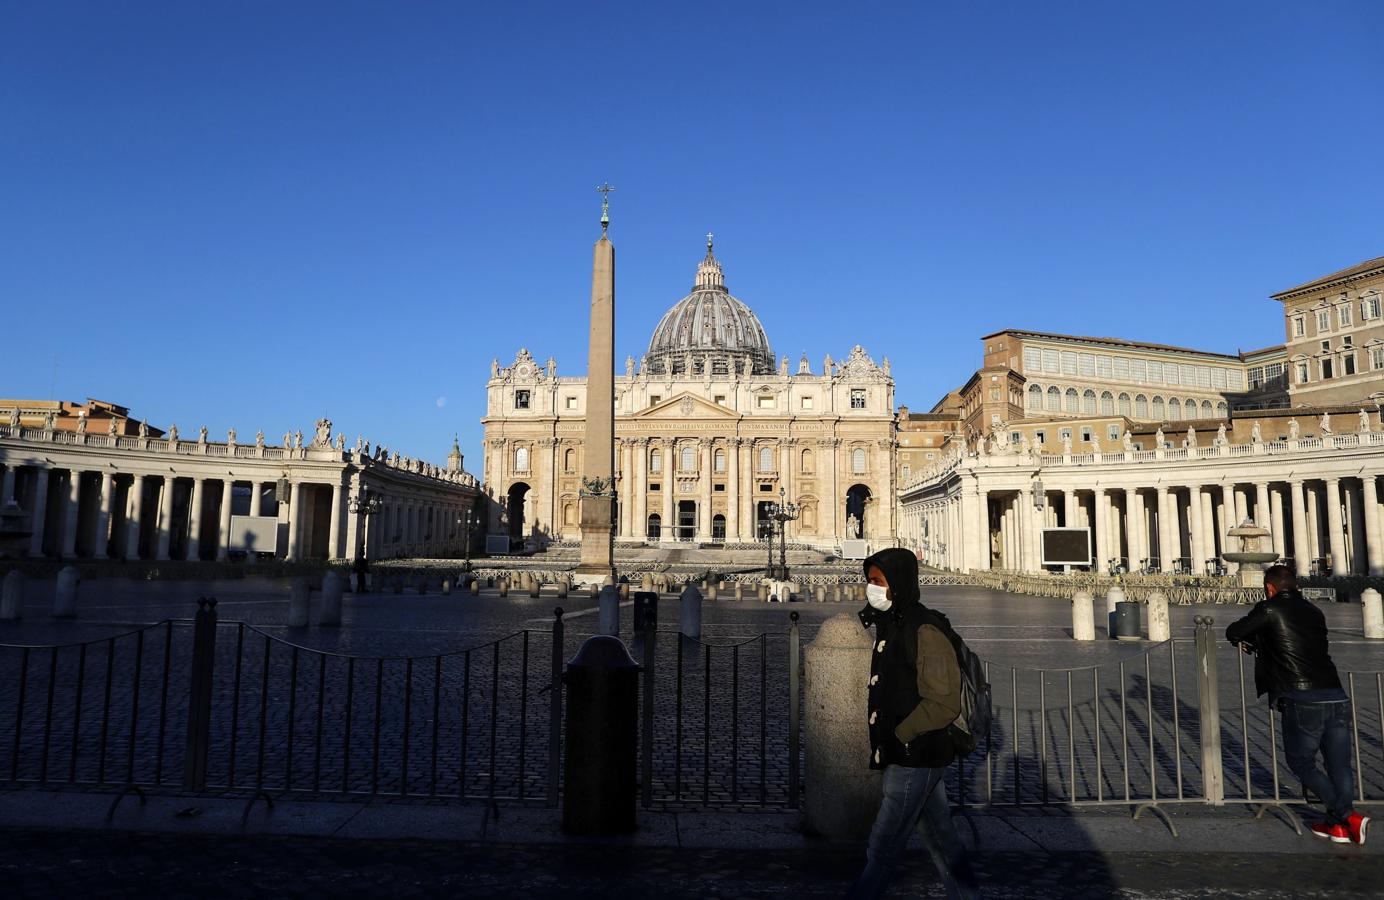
[768,487,801,581]
[457,509,474,572]
[763,517,774,578]
[348,490,383,591]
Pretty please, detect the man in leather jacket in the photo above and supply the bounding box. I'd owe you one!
[846,548,979,899]
[1226,564,1368,844]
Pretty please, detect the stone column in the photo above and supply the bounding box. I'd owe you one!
[249,480,263,517]
[622,440,635,539]
[1125,488,1143,570]
[1094,488,1109,573]
[1269,484,1287,561]
[1325,478,1348,576]
[699,439,713,542]
[726,438,740,541]
[1025,484,1042,573]
[1186,485,1203,574]
[1348,480,1367,575]
[661,438,675,543]
[1200,488,1216,575]
[94,472,114,560]
[633,439,647,542]
[1363,475,1384,576]
[286,480,303,561]
[216,478,234,560]
[1289,480,1310,577]
[327,481,344,559]
[61,471,82,559]
[186,477,205,561]
[28,467,50,558]
[1063,489,1077,528]
[156,476,175,560]
[0,465,15,507]
[1306,485,1322,567]
[1156,486,1174,573]
[126,474,145,560]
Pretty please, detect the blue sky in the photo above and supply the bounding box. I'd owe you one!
[3,2,1382,471]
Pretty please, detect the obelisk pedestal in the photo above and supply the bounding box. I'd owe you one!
[574,195,617,586]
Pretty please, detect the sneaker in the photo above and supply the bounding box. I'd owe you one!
[1310,822,1351,843]
[1347,813,1370,846]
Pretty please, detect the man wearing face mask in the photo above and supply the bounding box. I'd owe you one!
[847,547,980,899]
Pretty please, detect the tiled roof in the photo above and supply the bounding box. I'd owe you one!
[981,329,1240,360]
[1271,255,1384,298]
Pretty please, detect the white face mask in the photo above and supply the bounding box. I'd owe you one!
[866,583,892,611]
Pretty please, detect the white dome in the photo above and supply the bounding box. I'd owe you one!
[645,238,774,376]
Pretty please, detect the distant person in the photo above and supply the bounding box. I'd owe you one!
[1226,565,1368,844]
[847,547,980,899]
[352,553,369,594]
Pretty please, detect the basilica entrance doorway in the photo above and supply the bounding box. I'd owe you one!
[507,483,530,545]
[676,500,696,542]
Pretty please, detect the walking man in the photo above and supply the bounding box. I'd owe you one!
[847,547,980,898]
[1226,564,1368,844]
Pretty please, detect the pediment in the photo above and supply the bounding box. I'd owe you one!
[632,392,739,419]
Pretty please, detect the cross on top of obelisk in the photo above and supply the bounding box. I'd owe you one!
[597,183,614,235]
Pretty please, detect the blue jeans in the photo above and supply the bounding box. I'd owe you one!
[1280,699,1356,826]
[847,765,979,900]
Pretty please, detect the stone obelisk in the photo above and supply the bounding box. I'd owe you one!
[574,185,617,585]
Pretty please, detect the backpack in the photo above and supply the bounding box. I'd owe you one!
[941,626,992,757]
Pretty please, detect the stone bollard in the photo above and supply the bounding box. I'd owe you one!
[641,573,654,592]
[598,585,620,636]
[680,584,703,641]
[320,571,344,626]
[530,579,542,599]
[1,570,22,620]
[833,583,842,603]
[442,578,452,596]
[815,585,826,603]
[706,581,718,601]
[470,579,480,596]
[557,579,569,599]
[734,582,744,602]
[588,582,600,599]
[1363,588,1384,639]
[53,566,80,618]
[804,614,881,838]
[619,583,630,600]
[757,583,769,602]
[499,578,509,598]
[288,577,310,627]
[1071,590,1095,641]
[1147,590,1171,642]
[1105,586,1126,638]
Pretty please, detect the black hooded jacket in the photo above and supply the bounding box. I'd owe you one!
[858,548,962,769]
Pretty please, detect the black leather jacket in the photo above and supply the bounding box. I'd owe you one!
[1225,590,1342,697]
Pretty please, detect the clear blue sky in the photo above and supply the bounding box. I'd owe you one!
[4,2,1382,472]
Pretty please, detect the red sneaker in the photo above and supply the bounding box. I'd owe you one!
[1347,813,1370,846]
[1310,822,1350,843]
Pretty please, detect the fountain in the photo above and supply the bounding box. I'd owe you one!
[1222,519,1279,588]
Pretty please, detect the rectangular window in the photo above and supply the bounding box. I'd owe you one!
[1296,362,1310,384]
[1097,356,1113,378]
[1107,425,1120,440]
[1197,367,1211,388]
[1372,347,1384,371]
[714,395,726,405]
[1248,366,1265,389]
[565,396,577,410]
[1211,368,1227,389]
[1318,310,1330,333]
[1343,335,1353,347]
[1344,353,1356,376]
[1365,298,1381,320]
[1181,366,1196,386]
[650,483,660,492]
[1034,431,1045,444]
[1228,371,1243,390]
[1264,362,1284,382]
[1321,340,1331,353]
[714,483,725,492]
[1138,360,1153,382]
[1042,349,1060,373]
[1293,316,1306,336]
[1080,427,1093,442]
[1164,363,1179,384]
[1010,431,1020,443]
[757,395,775,409]
[1060,351,1078,375]
[1113,357,1129,380]
[649,395,661,405]
[514,390,531,409]
[850,389,866,409]
[1321,358,1334,380]
[800,395,813,409]
[1059,428,1072,441]
[901,465,910,480]
[1079,353,1096,377]
[1023,347,1041,370]
[925,452,935,460]
[1340,304,1352,327]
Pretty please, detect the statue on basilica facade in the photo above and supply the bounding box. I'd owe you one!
[1361,408,1373,433]
[75,412,87,434]
[294,430,304,449]
[1122,430,1134,452]
[255,430,265,449]
[227,428,237,446]
[197,426,208,445]
[846,513,861,540]
[282,431,292,450]
[882,357,891,377]
[625,356,635,378]
[138,420,148,439]
[313,418,332,448]
[1251,421,1262,443]
[546,357,556,378]
[108,417,119,436]
[167,424,179,443]
[491,358,500,377]
[780,355,790,376]
[1154,427,1165,448]
[1215,423,1228,447]
[823,353,834,377]
[7,408,18,428]
[335,433,346,450]
[1288,417,1300,440]
[1319,412,1333,435]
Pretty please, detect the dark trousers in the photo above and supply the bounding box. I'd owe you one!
[1280,699,1355,825]
[846,765,979,899]
[355,572,367,593]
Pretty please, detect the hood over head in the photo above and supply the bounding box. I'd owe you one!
[859,547,923,626]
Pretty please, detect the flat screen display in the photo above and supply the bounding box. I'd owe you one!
[1041,528,1092,566]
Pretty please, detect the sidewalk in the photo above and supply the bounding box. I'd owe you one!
[3,788,1382,897]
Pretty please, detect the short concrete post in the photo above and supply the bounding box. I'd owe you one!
[470,579,480,596]
[588,582,599,599]
[320,571,344,626]
[1071,590,1095,641]
[557,579,569,599]
[619,583,630,600]
[2,570,23,620]
[680,584,703,641]
[804,614,881,838]
[1147,590,1171,642]
[530,579,542,599]
[733,582,744,602]
[442,578,452,596]
[815,585,825,603]
[1363,588,1384,639]
[499,578,509,598]
[53,566,79,618]
[757,583,769,602]
[641,573,654,592]
[1105,586,1125,639]
[833,583,843,603]
[598,585,620,636]
[706,581,718,601]
[288,577,310,628]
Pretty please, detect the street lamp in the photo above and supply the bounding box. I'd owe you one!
[457,509,475,572]
[348,490,383,590]
[768,487,801,581]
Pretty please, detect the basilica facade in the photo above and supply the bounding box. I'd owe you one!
[480,239,897,551]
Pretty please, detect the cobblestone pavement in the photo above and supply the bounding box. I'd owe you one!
[4,827,1384,899]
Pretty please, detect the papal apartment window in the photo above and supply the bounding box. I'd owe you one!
[1321,358,1334,380]
[714,448,726,472]
[565,396,577,410]
[1107,425,1120,441]
[680,445,695,471]
[1340,304,1353,327]
[1010,431,1020,444]
[850,389,866,409]
[1321,340,1331,353]
[1060,428,1072,442]
[1365,297,1382,320]
[1293,316,1306,337]
[1344,353,1357,376]
[758,446,773,472]
[1343,335,1353,348]
[1318,310,1330,333]
[1371,347,1384,371]
[1080,427,1093,443]
[1296,362,1310,383]
[1034,430,1045,444]
[514,390,531,410]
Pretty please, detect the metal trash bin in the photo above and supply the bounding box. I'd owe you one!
[1113,601,1142,641]
[562,635,639,835]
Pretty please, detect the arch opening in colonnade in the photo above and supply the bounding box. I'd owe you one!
[506,482,531,543]
[845,483,872,538]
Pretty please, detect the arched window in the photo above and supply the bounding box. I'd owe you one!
[713,447,726,473]
[1151,396,1164,419]
[1200,400,1213,419]
[649,448,661,473]
[801,448,814,473]
[1027,384,1042,410]
[563,447,576,473]
[1099,391,1114,416]
[758,446,773,472]
[852,447,866,474]
[1046,386,1060,411]
[1216,401,1228,418]
[1082,390,1097,414]
[1064,388,1079,413]
[1118,393,1131,417]
[514,446,529,471]
[1168,398,1182,421]
[681,445,696,471]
